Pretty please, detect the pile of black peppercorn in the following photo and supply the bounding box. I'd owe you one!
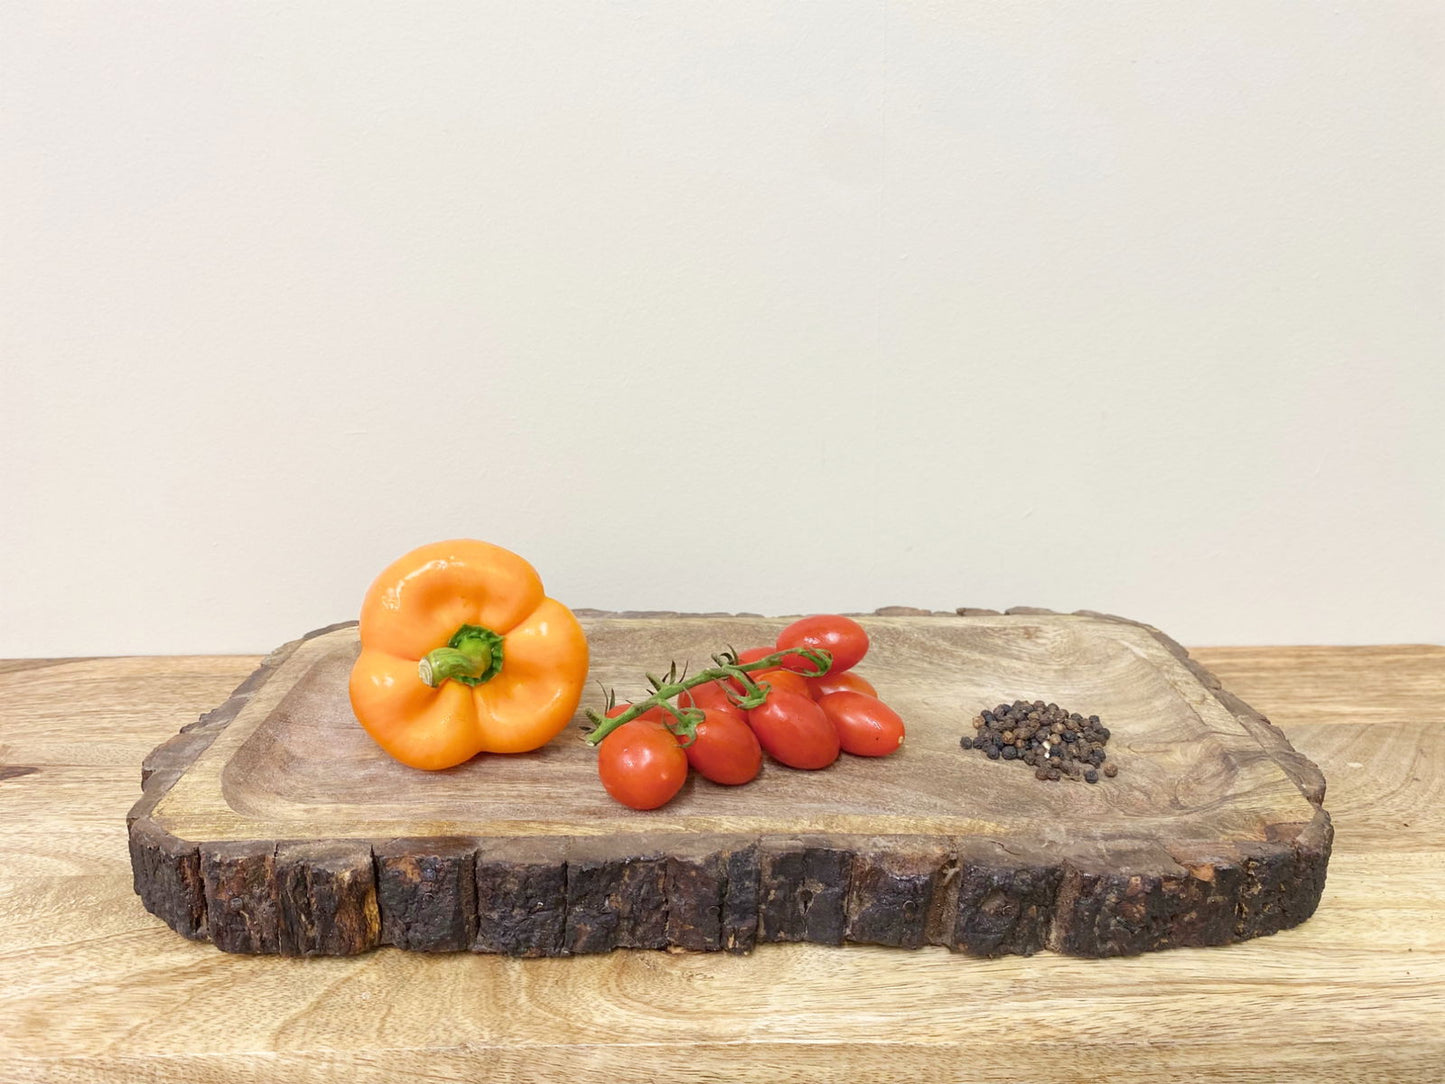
[961,700,1118,783]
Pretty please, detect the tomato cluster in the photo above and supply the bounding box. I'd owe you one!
[594,615,905,811]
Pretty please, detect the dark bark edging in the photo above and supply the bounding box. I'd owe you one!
[127,621,358,944]
[128,610,1331,957]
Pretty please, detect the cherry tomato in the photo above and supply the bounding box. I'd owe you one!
[816,691,905,757]
[776,615,869,675]
[750,667,811,700]
[683,708,763,785]
[597,720,689,810]
[747,690,840,770]
[806,669,879,700]
[678,680,748,723]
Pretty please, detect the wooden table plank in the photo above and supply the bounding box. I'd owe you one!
[0,645,1441,1083]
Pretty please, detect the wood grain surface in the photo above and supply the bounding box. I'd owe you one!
[1,641,1441,1082]
[131,613,1330,958]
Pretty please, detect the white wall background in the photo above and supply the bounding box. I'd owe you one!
[2,1,1441,657]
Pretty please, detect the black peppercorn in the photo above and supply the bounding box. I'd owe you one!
[961,699,1119,784]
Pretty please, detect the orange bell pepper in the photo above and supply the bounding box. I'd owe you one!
[348,539,589,770]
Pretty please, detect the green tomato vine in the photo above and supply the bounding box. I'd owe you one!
[582,645,832,747]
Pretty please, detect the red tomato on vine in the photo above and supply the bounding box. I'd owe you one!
[596,720,689,810]
[816,691,905,757]
[747,691,840,770]
[776,615,869,675]
[683,708,763,785]
[806,669,878,700]
[749,667,811,700]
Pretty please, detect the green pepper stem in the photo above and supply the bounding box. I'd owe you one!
[583,645,831,746]
[419,624,505,687]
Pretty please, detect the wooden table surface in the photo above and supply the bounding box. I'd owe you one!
[1,644,1441,1083]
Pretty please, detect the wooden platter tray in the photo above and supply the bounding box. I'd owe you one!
[128,609,1331,958]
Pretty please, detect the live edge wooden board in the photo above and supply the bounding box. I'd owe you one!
[128,609,1331,960]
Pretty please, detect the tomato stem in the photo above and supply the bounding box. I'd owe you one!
[582,646,831,746]
[419,624,505,687]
